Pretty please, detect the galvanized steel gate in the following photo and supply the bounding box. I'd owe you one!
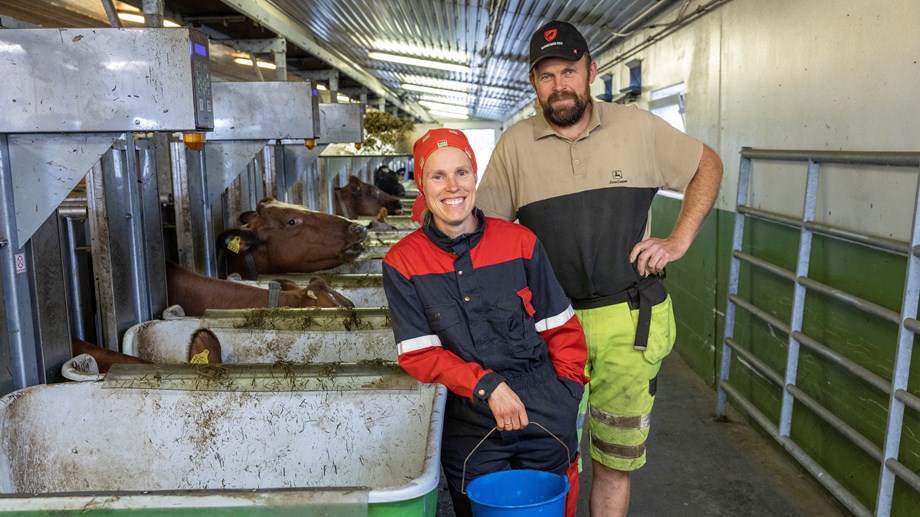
[716,148,920,517]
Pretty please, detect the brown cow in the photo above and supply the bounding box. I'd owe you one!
[216,198,367,279]
[334,176,403,218]
[366,207,397,232]
[71,330,223,374]
[166,261,354,316]
[71,337,151,373]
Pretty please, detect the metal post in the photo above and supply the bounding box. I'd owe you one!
[778,160,820,436]
[187,149,215,276]
[716,154,752,415]
[142,0,165,27]
[63,217,85,341]
[0,134,40,389]
[876,165,920,516]
[122,134,152,323]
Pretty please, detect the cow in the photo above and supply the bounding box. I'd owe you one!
[373,165,406,197]
[71,330,223,374]
[366,207,397,232]
[334,175,403,218]
[216,198,367,280]
[167,261,354,315]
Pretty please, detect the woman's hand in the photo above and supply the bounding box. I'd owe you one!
[487,382,529,430]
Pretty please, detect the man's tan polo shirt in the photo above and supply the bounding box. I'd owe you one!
[477,101,702,303]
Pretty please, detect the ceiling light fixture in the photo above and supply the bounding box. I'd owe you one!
[369,52,469,73]
[117,12,180,27]
[402,83,469,100]
[418,94,470,107]
[427,110,470,120]
[373,41,468,64]
[398,74,472,92]
[418,101,469,115]
[233,57,277,70]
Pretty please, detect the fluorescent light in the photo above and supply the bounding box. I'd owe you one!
[373,40,468,63]
[418,101,469,115]
[419,94,470,107]
[316,84,328,91]
[398,74,472,92]
[336,94,351,103]
[117,12,179,27]
[368,52,470,73]
[428,110,469,120]
[402,83,469,100]
[233,57,277,70]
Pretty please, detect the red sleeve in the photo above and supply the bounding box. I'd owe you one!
[540,314,589,385]
[398,347,495,400]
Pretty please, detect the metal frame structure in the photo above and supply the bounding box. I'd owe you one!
[0,27,212,390]
[717,148,920,517]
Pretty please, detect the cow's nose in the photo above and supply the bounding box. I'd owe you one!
[349,223,367,240]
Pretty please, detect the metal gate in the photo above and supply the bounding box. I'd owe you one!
[717,148,920,516]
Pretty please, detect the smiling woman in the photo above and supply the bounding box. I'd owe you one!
[382,128,588,517]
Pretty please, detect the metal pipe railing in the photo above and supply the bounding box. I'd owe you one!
[717,148,920,517]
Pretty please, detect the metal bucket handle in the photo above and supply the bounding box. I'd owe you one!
[460,421,570,494]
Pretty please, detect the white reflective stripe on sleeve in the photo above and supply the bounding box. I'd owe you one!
[397,334,442,355]
[535,305,575,332]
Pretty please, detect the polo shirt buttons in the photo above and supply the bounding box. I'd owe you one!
[463,296,471,302]
[478,389,486,397]
[458,270,464,276]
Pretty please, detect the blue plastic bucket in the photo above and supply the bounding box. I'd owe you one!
[466,469,569,516]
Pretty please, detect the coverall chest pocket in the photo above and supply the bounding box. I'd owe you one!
[424,303,462,332]
[489,290,538,347]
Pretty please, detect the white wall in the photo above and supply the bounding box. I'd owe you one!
[511,0,920,240]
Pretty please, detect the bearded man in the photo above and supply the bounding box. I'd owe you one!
[476,20,724,517]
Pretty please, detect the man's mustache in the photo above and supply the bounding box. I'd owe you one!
[548,90,579,104]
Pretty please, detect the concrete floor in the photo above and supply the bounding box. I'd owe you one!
[437,352,848,516]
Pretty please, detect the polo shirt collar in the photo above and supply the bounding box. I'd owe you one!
[422,208,486,254]
[532,98,603,141]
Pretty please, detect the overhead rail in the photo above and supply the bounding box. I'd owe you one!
[716,148,920,517]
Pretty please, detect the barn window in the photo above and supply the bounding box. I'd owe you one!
[649,82,686,132]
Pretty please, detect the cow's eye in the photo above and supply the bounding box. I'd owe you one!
[287,219,298,226]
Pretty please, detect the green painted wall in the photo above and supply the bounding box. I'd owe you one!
[651,195,920,515]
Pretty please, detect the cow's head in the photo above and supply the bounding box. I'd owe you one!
[304,277,355,308]
[217,198,367,278]
[335,175,403,217]
[373,166,406,197]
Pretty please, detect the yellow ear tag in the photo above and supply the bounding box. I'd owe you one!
[190,350,210,364]
[227,236,241,254]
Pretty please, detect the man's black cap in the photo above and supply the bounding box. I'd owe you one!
[529,20,589,70]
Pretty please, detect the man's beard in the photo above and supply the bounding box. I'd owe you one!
[540,89,590,127]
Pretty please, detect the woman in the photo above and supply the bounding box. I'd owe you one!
[382,128,588,517]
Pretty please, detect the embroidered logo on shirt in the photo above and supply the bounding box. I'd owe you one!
[609,169,627,185]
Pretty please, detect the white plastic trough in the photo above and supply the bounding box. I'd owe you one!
[0,379,445,516]
[256,273,388,307]
[123,310,396,365]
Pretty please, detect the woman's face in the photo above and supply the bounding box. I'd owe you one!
[422,146,477,238]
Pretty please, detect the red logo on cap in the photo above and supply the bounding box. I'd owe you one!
[544,29,557,42]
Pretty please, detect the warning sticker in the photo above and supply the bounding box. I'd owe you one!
[14,253,26,274]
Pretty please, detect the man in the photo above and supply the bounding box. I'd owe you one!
[476,20,723,517]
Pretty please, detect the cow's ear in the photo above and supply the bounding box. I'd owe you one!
[240,211,257,224]
[349,175,361,185]
[216,229,261,254]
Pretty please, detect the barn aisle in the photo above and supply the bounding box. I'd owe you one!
[438,351,848,516]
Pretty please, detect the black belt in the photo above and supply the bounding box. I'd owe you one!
[572,275,668,351]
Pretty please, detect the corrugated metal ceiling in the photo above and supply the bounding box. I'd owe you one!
[0,0,679,122]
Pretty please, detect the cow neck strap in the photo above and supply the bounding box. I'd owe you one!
[243,249,260,280]
[267,281,282,308]
[335,189,352,219]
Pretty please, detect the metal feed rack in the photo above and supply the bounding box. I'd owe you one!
[717,148,920,516]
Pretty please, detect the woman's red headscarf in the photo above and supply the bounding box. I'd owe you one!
[411,128,478,225]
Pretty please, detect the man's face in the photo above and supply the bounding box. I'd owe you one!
[530,55,597,128]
